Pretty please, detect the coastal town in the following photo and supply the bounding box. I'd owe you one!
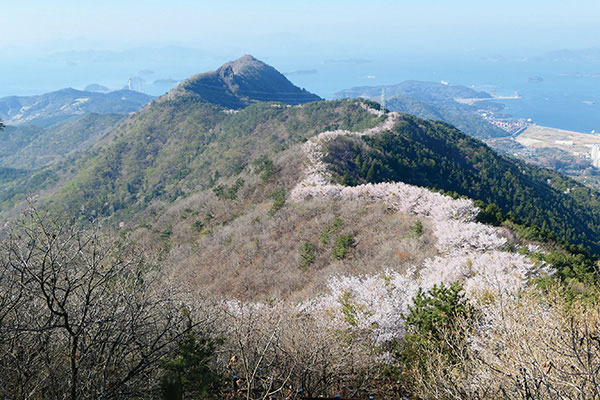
[479,110,531,135]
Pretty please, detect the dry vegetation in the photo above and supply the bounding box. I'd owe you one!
[0,209,212,399]
[128,145,435,300]
[3,208,597,399]
[0,208,387,399]
[181,198,433,300]
[403,287,600,400]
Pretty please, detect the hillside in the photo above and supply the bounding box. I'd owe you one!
[173,55,321,109]
[0,58,358,218]
[0,57,598,270]
[322,114,600,255]
[46,98,381,220]
[0,88,152,127]
[0,113,124,169]
[39,99,547,301]
[6,100,592,299]
[1,58,598,264]
[334,81,508,139]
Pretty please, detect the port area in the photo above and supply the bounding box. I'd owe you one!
[454,93,529,135]
[479,110,530,135]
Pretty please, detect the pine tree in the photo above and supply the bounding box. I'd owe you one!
[160,324,221,400]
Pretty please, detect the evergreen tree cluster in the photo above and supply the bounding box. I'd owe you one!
[325,115,600,256]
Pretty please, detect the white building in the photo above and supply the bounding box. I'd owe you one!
[591,145,600,168]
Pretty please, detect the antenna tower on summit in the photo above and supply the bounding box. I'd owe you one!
[381,88,386,114]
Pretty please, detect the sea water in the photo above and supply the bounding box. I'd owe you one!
[291,56,600,134]
[1,51,599,133]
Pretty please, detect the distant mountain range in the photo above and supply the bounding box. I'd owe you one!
[0,88,153,127]
[84,84,112,93]
[335,80,491,102]
[534,48,600,63]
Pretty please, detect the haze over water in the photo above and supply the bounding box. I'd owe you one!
[2,0,599,132]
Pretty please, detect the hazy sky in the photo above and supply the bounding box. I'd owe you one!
[2,0,600,57]
[1,0,600,131]
[2,0,600,98]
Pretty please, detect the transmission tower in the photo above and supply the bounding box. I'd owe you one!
[381,88,386,113]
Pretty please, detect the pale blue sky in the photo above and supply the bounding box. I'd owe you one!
[2,0,600,98]
[2,0,599,56]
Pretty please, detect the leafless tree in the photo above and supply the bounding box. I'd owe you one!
[400,288,600,400]
[219,301,381,400]
[0,208,201,399]
[472,288,600,400]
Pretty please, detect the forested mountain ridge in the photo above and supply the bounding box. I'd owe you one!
[0,58,598,261]
[0,57,597,263]
[335,80,491,102]
[2,58,600,399]
[0,113,124,169]
[323,114,600,255]
[48,97,380,219]
[0,56,322,215]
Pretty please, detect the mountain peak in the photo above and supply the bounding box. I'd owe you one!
[174,56,321,109]
[219,55,267,76]
[228,54,259,66]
